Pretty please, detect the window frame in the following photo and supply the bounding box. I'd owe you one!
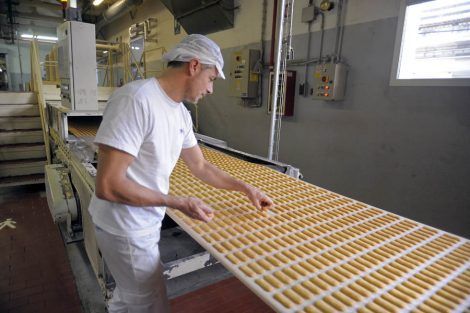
[390,0,470,86]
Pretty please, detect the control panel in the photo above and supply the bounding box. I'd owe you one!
[229,49,260,98]
[312,62,347,101]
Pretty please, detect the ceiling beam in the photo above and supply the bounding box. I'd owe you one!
[0,12,63,24]
[16,0,63,11]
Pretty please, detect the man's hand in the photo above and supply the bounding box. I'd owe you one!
[172,196,214,223]
[244,185,274,211]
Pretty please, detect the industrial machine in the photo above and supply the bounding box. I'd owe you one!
[42,20,469,313]
[57,21,98,111]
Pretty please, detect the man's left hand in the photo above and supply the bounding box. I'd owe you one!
[244,185,274,211]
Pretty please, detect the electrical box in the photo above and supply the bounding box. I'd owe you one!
[229,49,260,98]
[312,62,347,101]
[267,70,296,116]
[57,21,98,111]
[301,5,317,23]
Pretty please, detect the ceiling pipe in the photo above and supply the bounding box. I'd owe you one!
[5,11,64,23]
[95,0,143,32]
[18,0,62,11]
[96,43,120,51]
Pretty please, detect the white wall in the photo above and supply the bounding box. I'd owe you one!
[102,0,401,56]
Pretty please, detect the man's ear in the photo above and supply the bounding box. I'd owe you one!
[188,59,201,76]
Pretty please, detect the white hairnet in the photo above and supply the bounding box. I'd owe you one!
[162,34,225,79]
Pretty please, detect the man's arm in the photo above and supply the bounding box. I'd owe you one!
[180,145,274,211]
[95,144,213,222]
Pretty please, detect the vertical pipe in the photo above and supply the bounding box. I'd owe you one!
[286,0,295,59]
[108,52,113,87]
[337,0,347,62]
[7,0,14,44]
[269,0,278,66]
[267,0,286,160]
[259,0,267,107]
[16,32,25,89]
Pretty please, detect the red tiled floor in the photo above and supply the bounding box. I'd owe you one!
[170,277,274,313]
[0,187,82,313]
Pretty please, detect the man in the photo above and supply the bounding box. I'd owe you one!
[88,34,273,313]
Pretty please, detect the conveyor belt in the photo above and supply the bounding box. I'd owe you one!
[168,147,470,313]
[68,120,100,138]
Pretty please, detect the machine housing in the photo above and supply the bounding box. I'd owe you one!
[57,21,98,111]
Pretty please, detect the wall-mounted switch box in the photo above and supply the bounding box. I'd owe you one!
[301,5,317,23]
[229,49,260,98]
[312,62,348,101]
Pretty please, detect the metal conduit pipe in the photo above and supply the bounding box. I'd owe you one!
[267,0,286,161]
[95,0,143,32]
[96,43,120,51]
[269,0,278,66]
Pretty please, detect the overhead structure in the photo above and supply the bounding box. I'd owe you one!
[95,0,143,32]
[160,0,235,35]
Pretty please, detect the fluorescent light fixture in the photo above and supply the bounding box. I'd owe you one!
[93,0,104,6]
[103,50,108,54]
[131,46,140,50]
[20,34,57,42]
[36,35,58,41]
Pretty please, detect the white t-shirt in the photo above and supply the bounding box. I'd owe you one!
[88,78,197,237]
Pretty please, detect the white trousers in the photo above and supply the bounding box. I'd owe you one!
[94,226,170,313]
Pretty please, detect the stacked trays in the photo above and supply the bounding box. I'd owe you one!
[168,146,470,313]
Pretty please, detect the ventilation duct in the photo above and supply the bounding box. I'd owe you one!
[160,0,235,35]
[95,0,143,32]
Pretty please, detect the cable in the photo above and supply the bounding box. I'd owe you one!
[337,0,347,62]
[303,19,313,96]
[318,11,325,61]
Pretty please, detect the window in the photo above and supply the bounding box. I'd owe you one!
[390,0,470,86]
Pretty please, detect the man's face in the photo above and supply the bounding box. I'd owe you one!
[185,62,217,104]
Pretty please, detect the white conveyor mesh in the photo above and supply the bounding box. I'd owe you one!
[167,146,470,313]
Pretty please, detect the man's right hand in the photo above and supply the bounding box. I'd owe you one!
[172,196,214,223]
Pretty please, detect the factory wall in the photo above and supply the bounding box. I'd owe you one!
[102,0,470,238]
[0,41,52,91]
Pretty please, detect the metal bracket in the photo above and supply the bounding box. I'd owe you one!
[163,251,219,280]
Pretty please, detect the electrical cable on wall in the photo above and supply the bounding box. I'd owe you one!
[318,11,325,61]
[293,0,349,101]
[334,0,347,62]
[302,23,312,96]
[257,0,268,108]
